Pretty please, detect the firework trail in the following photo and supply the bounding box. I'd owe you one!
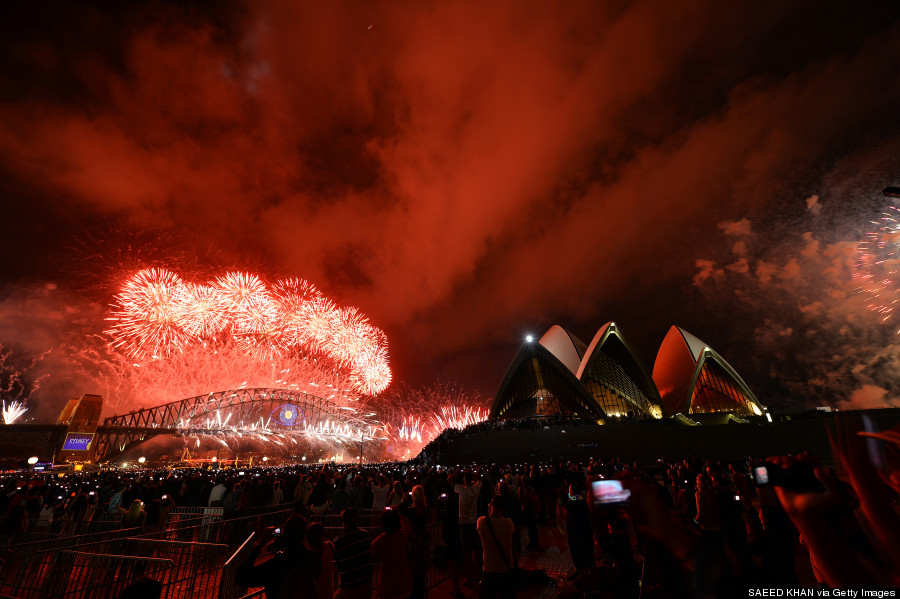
[429,405,490,432]
[854,204,900,330]
[378,381,490,450]
[0,344,48,424]
[1,400,27,424]
[106,268,391,394]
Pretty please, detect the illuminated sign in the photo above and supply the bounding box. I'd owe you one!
[62,433,94,451]
[270,404,304,427]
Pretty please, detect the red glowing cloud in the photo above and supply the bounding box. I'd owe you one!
[0,1,899,406]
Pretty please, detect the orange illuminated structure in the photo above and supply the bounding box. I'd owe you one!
[56,394,103,462]
[490,323,763,422]
[653,326,763,417]
[491,326,602,420]
[491,323,664,421]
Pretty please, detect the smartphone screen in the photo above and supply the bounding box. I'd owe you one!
[591,480,631,505]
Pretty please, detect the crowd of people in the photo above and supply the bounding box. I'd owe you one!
[2,414,899,598]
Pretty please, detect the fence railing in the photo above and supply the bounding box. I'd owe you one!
[217,533,255,599]
[1,536,231,599]
[2,505,451,599]
[40,551,176,599]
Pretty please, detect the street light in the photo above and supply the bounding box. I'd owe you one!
[138,457,146,464]
[27,456,39,465]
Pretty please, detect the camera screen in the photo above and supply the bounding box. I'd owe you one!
[754,466,769,485]
[591,480,631,505]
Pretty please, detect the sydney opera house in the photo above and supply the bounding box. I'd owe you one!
[490,323,766,423]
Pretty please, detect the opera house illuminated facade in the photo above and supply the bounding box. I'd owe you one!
[489,323,765,422]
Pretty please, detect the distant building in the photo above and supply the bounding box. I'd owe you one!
[56,394,103,462]
[490,323,763,422]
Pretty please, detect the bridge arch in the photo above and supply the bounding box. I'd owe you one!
[94,388,373,463]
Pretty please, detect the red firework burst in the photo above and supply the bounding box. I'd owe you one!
[106,268,191,358]
[174,284,229,339]
[106,268,392,394]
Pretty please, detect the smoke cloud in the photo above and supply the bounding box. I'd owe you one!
[1,1,900,411]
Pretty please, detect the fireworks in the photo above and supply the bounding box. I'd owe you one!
[0,343,46,424]
[378,382,490,452]
[106,268,391,394]
[1,400,27,424]
[429,404,490,432]
[854,205,900,330]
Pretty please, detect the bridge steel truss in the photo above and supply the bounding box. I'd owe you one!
[94,388,371,463]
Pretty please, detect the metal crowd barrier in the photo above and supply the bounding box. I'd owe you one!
[1,537,229,599]
[1,505,450,599]
[217,533,256,599]
[38,551,175,599]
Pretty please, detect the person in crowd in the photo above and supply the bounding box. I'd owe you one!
[476,494,516,599]
[36,496,55,531]
[558,480,594,590]
[305,522,335,599]
[440,475,465,598]
[121,499,146,530]
[294,474,312,508]
[308,472,331,516]
[520,478,540,551]
[371,508,412,599]
[693,472,729,595]
[83,491,98,531]
[63,488,89,535]
[403,485,429,599]
[208,477,227,507]
[754,484,799,587]
[236,514,319,599]
[349,476,370,512]
[223,482,243,517]
[496,480,521,563]
[143,499,163,531]
[330,478,350,514]
[387,481,405,508]
[108,483,127,515]
[372,475,391,512]
[333,507,373,598]
[271,481,284,506]
[159,494,175,525]
[454,469,482,587]
[710,466,758,584]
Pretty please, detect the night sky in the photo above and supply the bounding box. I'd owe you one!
[2,1,900,418]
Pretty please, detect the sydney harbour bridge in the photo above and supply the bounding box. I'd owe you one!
[5,388,379,464]
[93,387,377,462]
